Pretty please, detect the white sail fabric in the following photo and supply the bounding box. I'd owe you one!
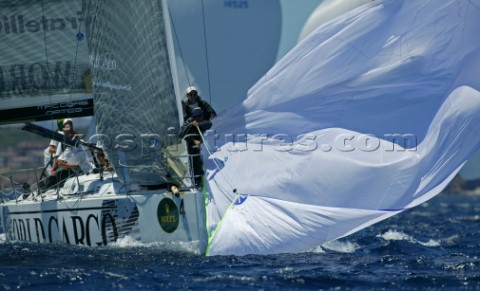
[205,0,480,255]
[298,0,371,42]
[167,0,282,113]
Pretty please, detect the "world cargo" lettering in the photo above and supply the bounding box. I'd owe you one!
[0,61,88,95]
[8,213,118,246]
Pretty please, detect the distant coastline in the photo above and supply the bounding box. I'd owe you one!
[0,124,88,191]
[443,175,480,196]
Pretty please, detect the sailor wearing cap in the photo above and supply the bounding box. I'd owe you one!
[56,119,94,174]
[182,86,217,121]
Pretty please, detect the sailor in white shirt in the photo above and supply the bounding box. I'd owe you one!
[56,119,94,174]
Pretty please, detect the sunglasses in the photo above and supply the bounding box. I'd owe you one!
[187,92,198,96]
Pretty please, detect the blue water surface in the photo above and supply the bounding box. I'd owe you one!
[1,194,479,290]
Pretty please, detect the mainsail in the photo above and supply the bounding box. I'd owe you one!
[204,0,480,255]
[0,0,94,124]
[84,0,180,185]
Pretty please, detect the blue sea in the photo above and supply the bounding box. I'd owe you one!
[1,194,479,290]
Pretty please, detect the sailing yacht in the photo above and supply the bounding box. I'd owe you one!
[2,0,480,256]
[0,0,209,252]
[0,0,282,253]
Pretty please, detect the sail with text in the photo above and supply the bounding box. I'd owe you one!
[0,0,95,124]
[203,0,480,255]
[83,0,182,186]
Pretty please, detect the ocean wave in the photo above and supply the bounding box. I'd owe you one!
[322,241,361,253]
[308,246,326,254]
[308,240,361,254]
[377,230,440,247]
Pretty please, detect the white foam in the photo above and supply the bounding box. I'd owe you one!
[102,271,129,280]
[309,240,361,253]
[109,236,146,248]
[108,236,203,254]
[276,267,295,274]
[308,245,326,254]
[308,241,361,253]
[377,230,440,247]
[0,233,5,244]
[321,240,361,253]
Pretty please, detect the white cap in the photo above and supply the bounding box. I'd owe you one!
[63,118,73,125]
[186,86,198,94]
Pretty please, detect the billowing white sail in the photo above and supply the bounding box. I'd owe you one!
[204,0,480,255]
[167,0,282,113]
[298,0,370,42]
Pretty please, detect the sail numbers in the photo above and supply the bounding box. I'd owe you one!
[224,0,249,9]
[89,56,117,71]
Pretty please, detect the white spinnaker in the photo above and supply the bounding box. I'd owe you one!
[298,0,371,42]
[204,0,480,255]
[297,0,480,185]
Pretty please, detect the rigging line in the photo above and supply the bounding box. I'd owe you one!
[167,7,191,87]
[196,126,237,194]
[0,167,45,176]
[200,0,213,105]
[40,0,55,135]
[0,174,17,184]
[0,173,34,186]
[67,5,85,106]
